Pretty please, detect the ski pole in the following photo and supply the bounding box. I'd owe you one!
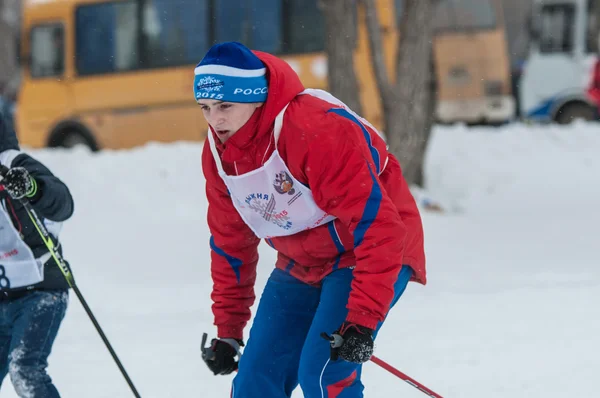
[370,355,443,397]
[0,166,141,398]
[202,331,442,398]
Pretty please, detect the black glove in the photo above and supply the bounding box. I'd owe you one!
[201,333,242,375]
[321,322,374,364]
[2,167,38,200]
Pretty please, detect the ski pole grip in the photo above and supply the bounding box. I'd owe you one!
[201,332,208,352]
[201,332,217,362]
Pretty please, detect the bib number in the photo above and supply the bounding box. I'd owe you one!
[0,265,11,290]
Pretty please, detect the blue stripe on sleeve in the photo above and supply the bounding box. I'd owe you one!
[327,221,345,254]
[285,259,295,273]
[327,108,381,174]
[210,236,243,283]
[353,164,383,247]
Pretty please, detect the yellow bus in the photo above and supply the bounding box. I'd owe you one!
[428,0,514,124]
[16,0,513,150]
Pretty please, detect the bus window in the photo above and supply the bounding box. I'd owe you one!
[585,0,598,53]
[30,24,64,78]
[539,4,575,53]
[214,0,281,54]
[213,0,321,55]
[76,2,139,75]
[251,1,282,54]
[395,0,403,16]
[143,0,210,68]
[283,0,324,54]
[434,0,496,30]
[433,1,453,30]
[214,0,249,45]
[452,0,495,29]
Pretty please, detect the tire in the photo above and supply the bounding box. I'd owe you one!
[49,129,98,151]
[61,133,91,148]
[555,102,596,124]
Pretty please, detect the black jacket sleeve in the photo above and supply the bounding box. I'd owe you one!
[11,153,74,222]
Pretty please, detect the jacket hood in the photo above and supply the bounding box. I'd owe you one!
[0,115,19,155]
[213,51,305,154]
[253,50,305,138]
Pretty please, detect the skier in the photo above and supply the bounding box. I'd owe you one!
[198,42,426,397]
[0,115,74,397]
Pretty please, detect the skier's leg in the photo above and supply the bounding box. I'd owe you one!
[7,290,68,398]
[0,300,12,386]
[298,265,413,398]
[232,268,320,398]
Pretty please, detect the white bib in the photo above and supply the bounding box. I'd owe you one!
[0,203,45,290]
[208,89,387,239]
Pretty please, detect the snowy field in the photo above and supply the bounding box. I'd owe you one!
[1,122,599,397]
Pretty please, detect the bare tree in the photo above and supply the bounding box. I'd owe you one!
[363,0,437,186]
[595,0,600,53]
[321,0,363,114]
[0,0,22,98]
[501,0,533,64]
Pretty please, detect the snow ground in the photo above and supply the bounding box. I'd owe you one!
[1,121,598,397]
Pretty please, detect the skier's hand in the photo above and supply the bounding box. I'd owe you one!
[1,167,38,200]
[201,333,242,375]
[321,322,374,364]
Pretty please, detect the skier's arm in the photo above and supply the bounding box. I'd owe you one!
[203,144,260,341]
[304,115,407,330]
[1,151,74,221]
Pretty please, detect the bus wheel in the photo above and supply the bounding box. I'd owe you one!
[50,129,98,151]
[555,102,596,124]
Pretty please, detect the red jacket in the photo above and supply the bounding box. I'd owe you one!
[202,51,426,340]
[587,59,600,106]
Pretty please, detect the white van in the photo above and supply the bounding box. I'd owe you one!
[520,0,598,123]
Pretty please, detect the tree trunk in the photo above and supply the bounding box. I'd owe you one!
[414,56,437,187]
[386,0,437,186]
[321,0,363,114]
[0,0,21,98]
[362,0,395,130]
[595,0,600,53]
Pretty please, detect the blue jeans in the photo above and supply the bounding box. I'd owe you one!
[0,290,68,397]
[232,266,413,398]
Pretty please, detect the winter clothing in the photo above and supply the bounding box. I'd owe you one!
[324,322,374,364]
[0,117,73,397]
[0,290,68,397]
[200,42,426,396]
[587,59,600,117]
[202,45,426,339]
[201,338,241,376]
[194,42,268,103]
[2,167,39,200]
[0,99,15,137]
[231,266,412,397]
[0,117,74,292]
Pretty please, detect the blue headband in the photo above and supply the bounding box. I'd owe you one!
[193,42,268,103]
[194,65,268,103]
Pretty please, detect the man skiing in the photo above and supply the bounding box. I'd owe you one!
[0,115,74,397]
[198,42,426,397]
